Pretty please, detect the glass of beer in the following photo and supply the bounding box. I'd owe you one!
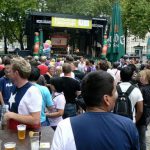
[17,124,26,140]
[4,142,16,150]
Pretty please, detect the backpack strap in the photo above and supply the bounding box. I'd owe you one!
[125,85,135,96]
[52,93,62,100]
[116,85,122,94]
[115,69,118,75]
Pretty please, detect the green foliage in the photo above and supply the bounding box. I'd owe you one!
[46,0,113,16]
[0,0,37,49]
[121,0,150,38]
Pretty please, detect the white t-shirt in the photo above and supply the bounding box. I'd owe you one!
[18,86,42,114]
[48,92,66,126]
[119,82,143,122]
[78,62,85,73]
[51,118,76,150]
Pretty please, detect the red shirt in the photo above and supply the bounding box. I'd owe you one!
[38,64,48,75]
[0,65,5,71]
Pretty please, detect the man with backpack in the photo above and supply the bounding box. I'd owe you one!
[114,66,143,123]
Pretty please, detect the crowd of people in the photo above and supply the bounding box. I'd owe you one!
[0,54,150,150]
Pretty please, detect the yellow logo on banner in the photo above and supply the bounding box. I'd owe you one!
[52,17,92,29]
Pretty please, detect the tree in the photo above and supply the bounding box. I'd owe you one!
[121,0,150,38]
[46,0,113,16]
[0,0,37,51]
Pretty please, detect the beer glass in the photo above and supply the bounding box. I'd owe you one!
[17,124,26,140]
[4,142,16,150]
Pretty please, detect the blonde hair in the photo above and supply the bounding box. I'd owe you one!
[40,56,47,62]
[139,69,150,84]
[56,66,62,76]
[10,57,31,79]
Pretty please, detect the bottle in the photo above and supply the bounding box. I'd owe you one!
[1,105,9,130]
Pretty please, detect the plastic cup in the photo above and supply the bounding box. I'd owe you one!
[4,142,16,150]
[17,124,26,140]
[30,134,40,150]
[30,132,40,150]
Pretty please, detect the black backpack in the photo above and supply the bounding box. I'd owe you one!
[75,94,86,112]
[114,85,135,119]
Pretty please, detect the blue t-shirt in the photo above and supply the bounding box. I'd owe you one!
[70,112,140,150]
[35,84,53,123]
[0,77,15,105]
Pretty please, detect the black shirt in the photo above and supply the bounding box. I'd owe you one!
[61,77,80,103]
[137,84,150,126]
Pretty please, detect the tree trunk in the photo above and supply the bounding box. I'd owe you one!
[124,27,127,54]
[20,40,24,50]
[4,36,8,54]
[19,33,24,50]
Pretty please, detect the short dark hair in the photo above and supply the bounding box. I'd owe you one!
[66,56,74,62]
[81,71,114,107]
[3,56,11,65]
[120,66,133,82]
[112,62,120,69]
[73,61,79,68]
[127,64,137,72]
[28,67,40,81]
[98,60,109,71]
[62,63,72,74]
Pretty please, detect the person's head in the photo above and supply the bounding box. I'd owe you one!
[81,71,117,111]
[28,67,40,82]
[120,66,133,82]
[10,57,31,80]
[50,77,63,93]
[55,66,62,76]
[73,61,79,68]
[139,69,150,85]
[29,59,39,67]
[40,56,47,63]
[49,59,55,66]
[80,56,84,63]
[85,60,90,66]
[98,60,109,71]
[4,58,11,78]
[127,64,137,73]
[65,56,74,63]
[112,62,120,69]
[62,63,72,74]
[48,65,55,76]
[145,62,150,69]
[2,56,11,65]
[71,61,79,71]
